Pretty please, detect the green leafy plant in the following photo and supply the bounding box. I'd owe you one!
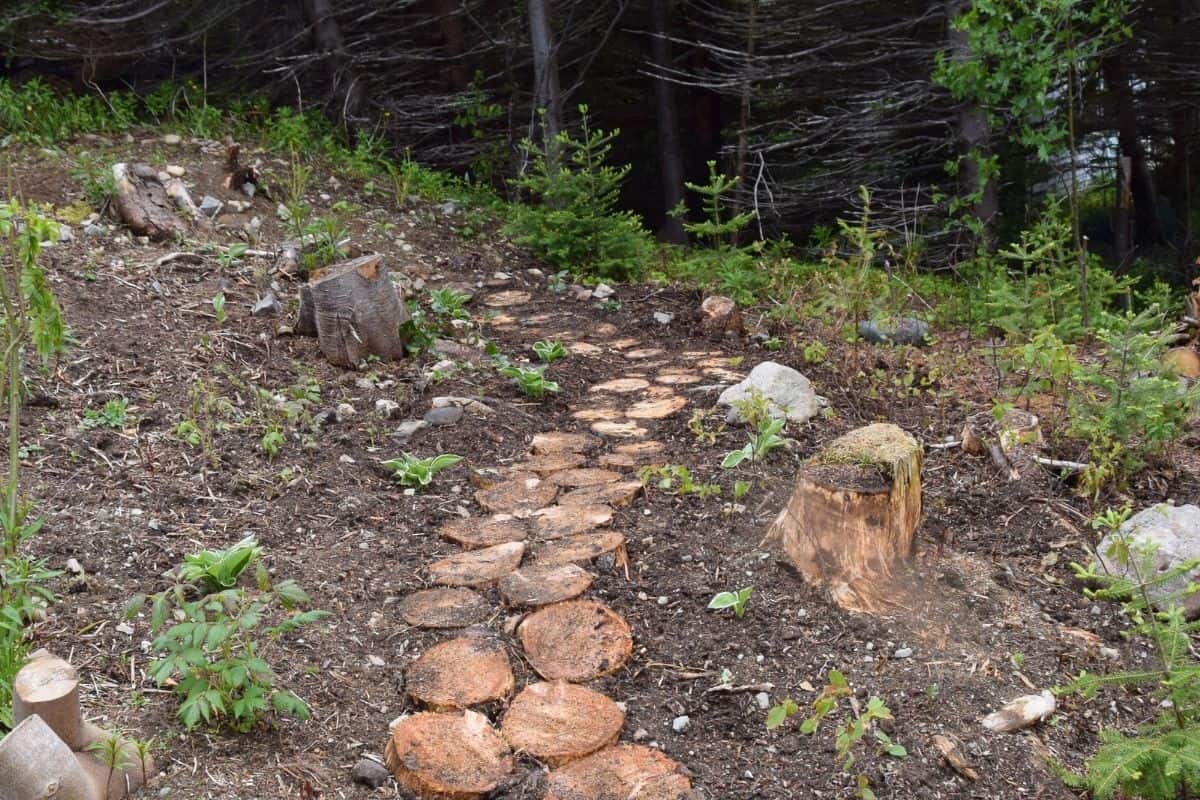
[595,298,622,313]
[722,418,789,469]
[1060,508,1200,799]
[82,396,130,430]
[212,292,227,325]
[70,150,116,211]
[429,287,471,320]
[768,670,905,799]
[504,105,652,281]
[125,538,327,731]
[499,364,559,399]
[707,586,753,618]
[532,340,568,363]
[216,243,249,270]
[638,464,721,499]
[733,480,752,500]
[260,427,285,460]
[382,453,463,488]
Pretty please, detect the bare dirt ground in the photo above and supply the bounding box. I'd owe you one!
[8,130,1200,799]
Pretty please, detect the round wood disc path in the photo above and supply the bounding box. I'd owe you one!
[385,287,717,798]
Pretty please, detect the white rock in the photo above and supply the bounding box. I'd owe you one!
[336,402,356,420]
[982,690,1056,733]
[755,692,771,710]
[375,399,400,419]
[592,283,616,299]
[162,134,182,146]
[654,311,674,325]
[166,165,185,177]
[1098,503,1200,617]
[717,361,828,423]
[671,715,690,733]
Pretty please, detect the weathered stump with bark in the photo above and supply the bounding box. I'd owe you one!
[296,254,410,367]
[766,423,922,611]
[111,163,196,241]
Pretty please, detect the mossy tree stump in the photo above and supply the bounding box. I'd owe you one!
[767,423,922,611]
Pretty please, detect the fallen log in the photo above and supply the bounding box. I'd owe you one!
[0,715,94,800]
[765,422,921,611]
[111,163,190,241]
[297,254,410,367]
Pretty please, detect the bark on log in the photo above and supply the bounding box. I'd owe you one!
[0,715,95,800]
[766,423,921,611]
[12,651,83,750]
[111,163,190,241]
[303,254,409,367]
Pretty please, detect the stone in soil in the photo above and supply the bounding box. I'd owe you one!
[439,515,528,549]
[482,290,531,307]
[531,431,602,455]
[718,361,827,424]
[533,531,627,567]
[1097,503,1200,617]
[531,504,614,540]
[351,757,391,788]
[500,680,625,765]
[385,710,513,799]
[559,481,643,509]
[547,468,624,488]
[543,743,692,800]
[424,405,464,426]
[474,475,559,515]
[198,195,223,217]
[399,587,492,629]
[858,316,931,346]
[499,563,595,607]
[519,600,634,682]
[405,633,515,709]
[428,541,525,587]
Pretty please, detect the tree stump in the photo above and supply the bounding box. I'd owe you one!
[0,715,94,800]
[12,650,83,749]
[298,254,410,367]
[766,423,922,611]
[111,163,191,241]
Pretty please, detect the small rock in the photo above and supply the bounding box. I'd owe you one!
[592,283,616,300]
[423,406,464,427]
[115,622,134,636]
[165,165,185,177]
[351,757,391,789]
[57,225,73,243]
[394,419,429,440]
[671,715,691,733]
[251,292,282,317]
[339,454,356,465]
[526,268,545,280]
[375,399,400,419]
[336,402,356,421]
[701,295,743,336]
[276,203,292,222]
[312,409,338,428]
[437,201,459,216]
[982,690,1056,733]
[653,311,674,325]
[199,196,223,218]
[242,182,256,198]
[893,647,914,659]
[657,596,669,606]
[356,377,376,391]
[571,285,593,302]
[755,692,771,710]
[717,361,828,424]
[162,133,182,146]
[225,200,248,214]
[633,728,649,742]
[1098,503,1200,617]
[1100,646,1120,661]
[65,558,84,575]
[244,216,262,239]
[857,317,930,347]
[156,171,171,184]
[83,223,107,237]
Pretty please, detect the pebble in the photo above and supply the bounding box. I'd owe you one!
[375,399,400,419]
[339,454,356,465]
[251,292,282,316]
[894,647,913,659]
[755,692,771,710]
[166,165,185,177]
[243,182,257,198]
[633,728,649,742]
[423,405,463,427]
[57,225,73,243]
[671,715,690,733]
[83,223,107,237]
[654,311,674,325]
[657,596,669,606]
[162,133,182,145]
[199,196,223,218]
[592,283,616,299]
[336,402,356,421]
[350,757,391,789]
[394,419,428,440]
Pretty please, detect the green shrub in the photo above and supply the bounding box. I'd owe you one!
[504,106,652,281]
[382,453,463,488]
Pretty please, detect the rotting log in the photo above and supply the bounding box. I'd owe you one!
[765,422,922,611]
[111,163,190,241]
[0,715,94,800]
[299,254,410,367]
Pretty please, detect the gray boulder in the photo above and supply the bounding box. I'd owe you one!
[858,317,930,347]
[717,361,827,424]
[1097,504,1200,617]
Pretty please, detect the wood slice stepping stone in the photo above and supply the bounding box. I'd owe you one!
[590,377,650,394]
[531,432,601,455]
[572,406,623,423]
[599,441,666,469]
[705,367,744,381]
[560,481,643,509]
[591,421,647,438]
[570,342,604,356]
[429,541,525,587]
[543,744,692,800]
[548,468,623,488]
[440,515,528,549]
[406,634,515,709]
[609,337,640,349]
[499,564,594,607]
[475,475,558,514]
[509,452,589,476]
[627,396,688,420]
[624,347,665,360]
[519,600,633,681]
[533,531,627,567]
[532,504,614,540]
[655,371,701,385]
[400,588,492,629]
[483,290,532,307]
[385,710,514,799]
[501,681,624,765]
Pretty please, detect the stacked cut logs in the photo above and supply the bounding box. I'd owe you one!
[0,651,153,799]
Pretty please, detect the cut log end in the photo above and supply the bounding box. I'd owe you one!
[769,422,922,612]
[519,600,633,681]
[399,587,491,629]
[499,564,595,607]
[406,634,515,709]
[385,710,513,799]
[500,681,624,765]
[544,744,692,800]
[428,541,526,587]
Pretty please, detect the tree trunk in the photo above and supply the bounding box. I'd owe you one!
[766,423,922,612]
[649,0,687,244]
[1105,57,1164,246]
[302,254,410,367]
[944,0,998,247]
[0,716,94,800]
[433,0,470,92]
[1114,154,1133,270]
[733,0,758,242]
[301,0,365,127]
[527,0,562,139]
